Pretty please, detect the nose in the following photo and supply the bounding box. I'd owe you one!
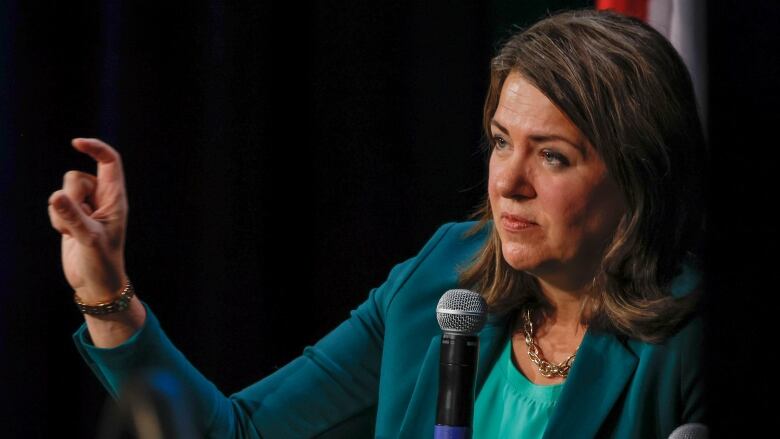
[494,153,536,200]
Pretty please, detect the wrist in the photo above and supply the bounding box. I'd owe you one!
[74,276,134,315]
[84,295,147,348]
[74,272,129,303]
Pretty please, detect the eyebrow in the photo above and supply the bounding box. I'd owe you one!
[490,119,587,158]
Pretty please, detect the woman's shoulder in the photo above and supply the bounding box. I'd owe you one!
[623,256,706,351]
[624,309,705,361]
[364,220,486,295]
[373,221,490,315]
[408,221,491,277]
[423,220,490,252]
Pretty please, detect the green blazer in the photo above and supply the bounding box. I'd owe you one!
[74,221,706,438]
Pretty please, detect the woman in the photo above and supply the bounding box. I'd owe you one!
[48,9,707,438]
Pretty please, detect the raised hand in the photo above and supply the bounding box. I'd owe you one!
[48,138,129,303]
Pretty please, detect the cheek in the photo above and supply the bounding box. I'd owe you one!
[487,158,500,209]
[536,179,616,257]
[540,177,624,246]
[537,180,587,228]
[487,176,497,204]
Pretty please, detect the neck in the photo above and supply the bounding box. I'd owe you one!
[534,276,592,334]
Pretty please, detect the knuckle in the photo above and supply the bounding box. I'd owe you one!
[96,138,113,149]
[94,138,119,155]
[109,150,122,165]
[48,190,63,205]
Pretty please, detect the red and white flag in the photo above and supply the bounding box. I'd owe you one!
[596,0,708,132]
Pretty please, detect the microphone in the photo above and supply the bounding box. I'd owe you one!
[434,289,488,439]
[668,423,709,439]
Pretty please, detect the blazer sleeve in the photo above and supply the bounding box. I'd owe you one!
[73,222,456,438]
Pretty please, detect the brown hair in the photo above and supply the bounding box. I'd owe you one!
[460,9,707,343]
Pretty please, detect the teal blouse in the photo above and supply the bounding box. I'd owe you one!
[473,337,564,438]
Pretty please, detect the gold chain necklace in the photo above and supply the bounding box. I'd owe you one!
[521,307,579,378]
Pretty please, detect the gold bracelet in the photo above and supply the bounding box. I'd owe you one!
[74,278,135,315]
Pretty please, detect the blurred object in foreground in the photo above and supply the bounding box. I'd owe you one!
[97,370,198,439]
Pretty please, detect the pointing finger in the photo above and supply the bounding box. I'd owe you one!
[71,138,125,186]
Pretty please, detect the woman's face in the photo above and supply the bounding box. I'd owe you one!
[488,72,626,290]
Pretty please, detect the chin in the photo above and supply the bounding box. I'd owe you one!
[500,243,541,272]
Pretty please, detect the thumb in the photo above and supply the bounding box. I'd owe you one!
[53,194,101,247]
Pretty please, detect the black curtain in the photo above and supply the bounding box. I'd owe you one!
[2,0,778,437]
[705,0,780,436]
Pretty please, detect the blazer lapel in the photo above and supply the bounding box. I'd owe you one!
[474,315,511,394]
[398,315,509,438]
[543,330,638,438]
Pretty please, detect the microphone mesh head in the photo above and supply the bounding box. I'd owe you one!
[436,289,488,335]
[668,423,708,439]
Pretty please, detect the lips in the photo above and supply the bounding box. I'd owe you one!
[500,213,537,231]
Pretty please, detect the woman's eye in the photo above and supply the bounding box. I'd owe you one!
[492,136,509,150]
[542,150,569,167]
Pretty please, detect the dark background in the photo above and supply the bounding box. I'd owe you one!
[1,0,777,437]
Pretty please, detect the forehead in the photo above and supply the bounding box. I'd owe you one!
[493,71,584,142]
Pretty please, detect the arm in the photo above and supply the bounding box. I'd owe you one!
[83,294,147,347]
[48,138,145,348]
[73,242,434,438]
[52,137,455,436]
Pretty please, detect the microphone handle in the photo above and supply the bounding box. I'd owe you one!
[435,332,479,438]
[434,425,470,439]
